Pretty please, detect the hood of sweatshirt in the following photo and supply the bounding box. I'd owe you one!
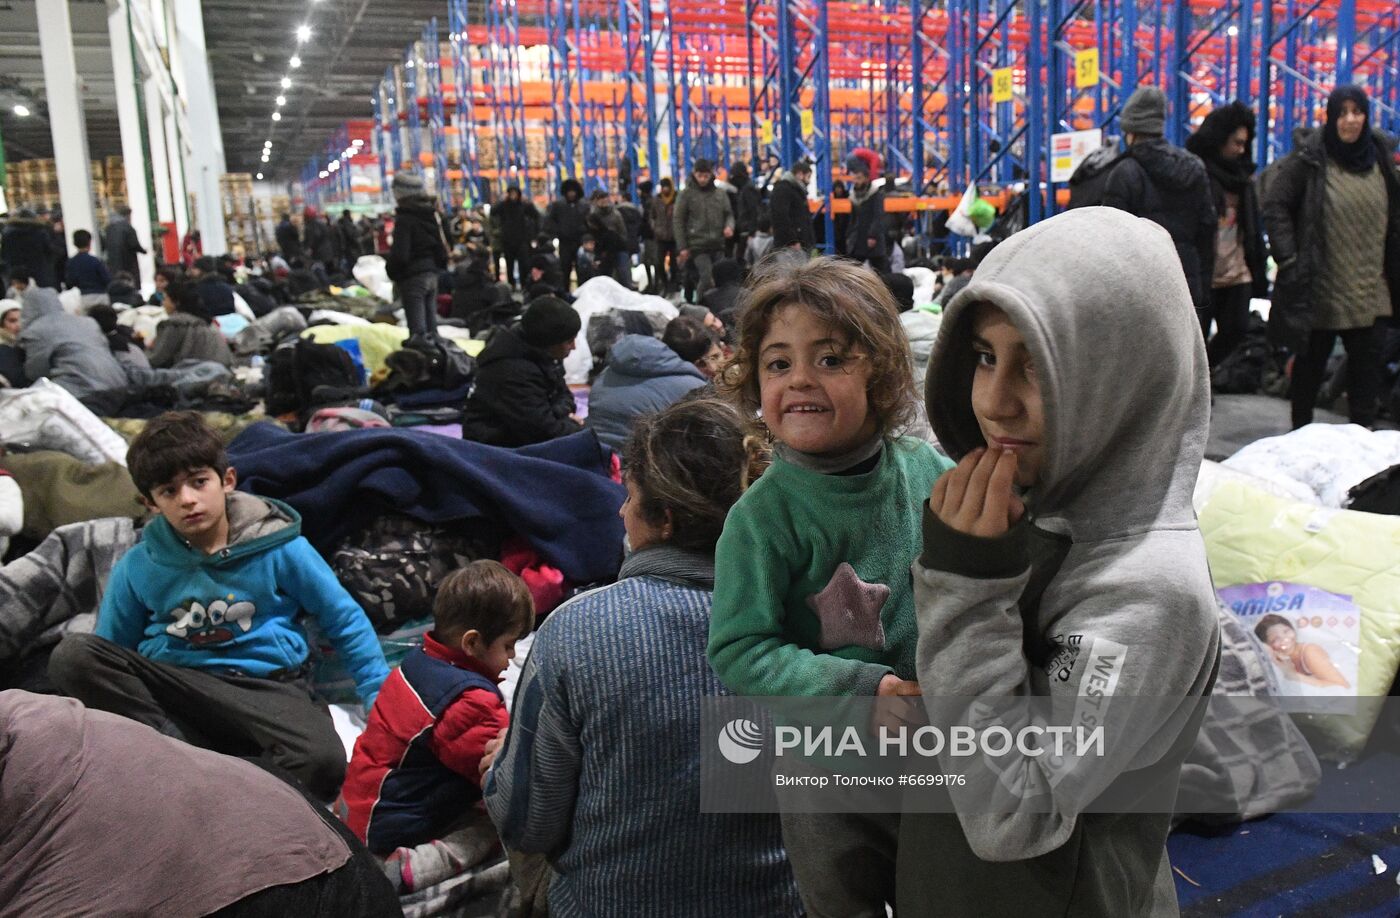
[478,324,554,369]
[926,206,1208,542]
[143,491,300,570]
[606,334,707,381]
[19,285,63,326]
[1129,138,1209,192]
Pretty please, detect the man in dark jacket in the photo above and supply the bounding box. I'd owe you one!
[460,296,583,447]
[491,185,542,289]
[770,160,815,252]
[276,213,303,260]
[336,210,362,272]
[2,209,59,289]
[845,148,888,271]
[386,171,449,340]
[542,179,590,290]
[303,207,338,272]
[674,159,735,300]
[727,161,763,260]
[586,190,630,286]
[648,178,679,293]
[1103,86,1217,309]
[102,206,146,285]
[188,256,236,317]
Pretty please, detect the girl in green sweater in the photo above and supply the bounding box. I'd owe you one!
[709,255,955,918]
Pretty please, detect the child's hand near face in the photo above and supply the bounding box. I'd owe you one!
[930,447,1025,538]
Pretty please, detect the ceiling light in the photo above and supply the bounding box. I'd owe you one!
[352,138,363,146]
[280,77,292,89]
[319,170,329,178]
[1227,25,1239,36]
[405,60,414,69]
[264,140,273,148]
[256,172,264,180]
[290,55,302,69]
[12,104,29,117]
[296,24,312,43]
[271,112,282,121]
[276,95,286,106]
[261,154,270,162]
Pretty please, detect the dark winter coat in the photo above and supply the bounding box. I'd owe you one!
[648,194,677,243]
[387,197,449,282]
[770,172,815,250]
[733,181,763,236]
[1102,138,1217,308]
[2,218,58,288]
[543,183,590,242]
[102,216,145,279]
[304,218,338,266]
[674,181,734,253]
[587,205,628,260]
[196,276,237,318]
[1200,167,1269,300]
[336,216,363,260]
[846,185,888,261]
[460,325,581,447]
[617,202,644,254]
[276,219,302,258]
[493,198,542,250]
[1261,127,1400,352]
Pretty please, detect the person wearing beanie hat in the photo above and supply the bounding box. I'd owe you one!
[386,170,449,340]
[1119,86,1167,137]
[675,158,735,301]
[1261,83,1400,429]
[491,184,542,289]
[460,297,583,447]
[1103,88,1217,311]
[846,146,889,271]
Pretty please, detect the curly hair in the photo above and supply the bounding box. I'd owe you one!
[1185,101,1258,163]
[715,255,917,437]
[622,398,769,553]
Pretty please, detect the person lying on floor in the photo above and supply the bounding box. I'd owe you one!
[47,411,389,802]
[339,560,533,894]
[0,690,402,918]
[483,397,803,917]
[147,278,234,370]
[460,295,584,448]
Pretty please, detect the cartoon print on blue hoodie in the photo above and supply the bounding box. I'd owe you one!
[97,491,388,707]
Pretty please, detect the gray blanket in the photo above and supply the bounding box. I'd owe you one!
[1175,602,1321,822]
[0,517,136,663]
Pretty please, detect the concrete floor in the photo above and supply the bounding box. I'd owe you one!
[1206,393,1395,462]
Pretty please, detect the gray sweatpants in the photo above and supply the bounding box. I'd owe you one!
[780,810,900,918]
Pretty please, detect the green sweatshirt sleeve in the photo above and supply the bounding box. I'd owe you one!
[709,500,892,697]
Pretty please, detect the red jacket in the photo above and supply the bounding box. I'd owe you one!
[340,632,508,853]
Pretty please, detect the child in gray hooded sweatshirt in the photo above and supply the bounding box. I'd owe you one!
[902,206,1220,917]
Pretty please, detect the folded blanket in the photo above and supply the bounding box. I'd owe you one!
[0,517,137,663]
[228,425,625,584]
[3,451,145,541]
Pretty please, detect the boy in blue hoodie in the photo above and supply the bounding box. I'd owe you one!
[49,411,389,800]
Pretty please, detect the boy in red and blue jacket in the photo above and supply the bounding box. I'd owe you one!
[340,560,532,886]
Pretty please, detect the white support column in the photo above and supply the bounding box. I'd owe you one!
[36,0,96,257]
[144,76,175,261]
[164,109,190,240]
[171,0,227,254]
[108,0,156,287]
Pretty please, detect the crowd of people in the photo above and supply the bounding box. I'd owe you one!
[0,80,1396,918]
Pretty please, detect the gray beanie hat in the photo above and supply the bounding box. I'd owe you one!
[392,170,426,201]
[1120,87,1167,136]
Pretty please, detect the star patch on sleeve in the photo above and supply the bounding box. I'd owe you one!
[805,562,889,651]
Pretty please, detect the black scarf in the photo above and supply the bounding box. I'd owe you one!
[1323,85,1378,174]
[1204,156,1254,197]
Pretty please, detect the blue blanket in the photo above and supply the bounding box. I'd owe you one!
[228,424,624,583]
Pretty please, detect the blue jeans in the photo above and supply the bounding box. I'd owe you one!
[398,271,439,339]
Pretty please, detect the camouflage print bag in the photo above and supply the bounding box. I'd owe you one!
[332,513,502,632]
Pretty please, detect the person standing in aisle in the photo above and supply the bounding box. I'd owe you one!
[1102,86,1217,311]
[1185,102,1270,370]
[543,179,590,290]
[586,190,629,286]
[770,159,815,254]
[491,185,541,290]
[637,179,658,293]
[648,177,679,294]
[102,206,147,287]
[845,148,889,273]
[386,170,449,342]
[674,158,734,301]
[303,207,338,274]
[336,209,362,274]
[1,209,57,289]
[276,212,303,261]
[1263,85,1400,429]
[727,161,762,261]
